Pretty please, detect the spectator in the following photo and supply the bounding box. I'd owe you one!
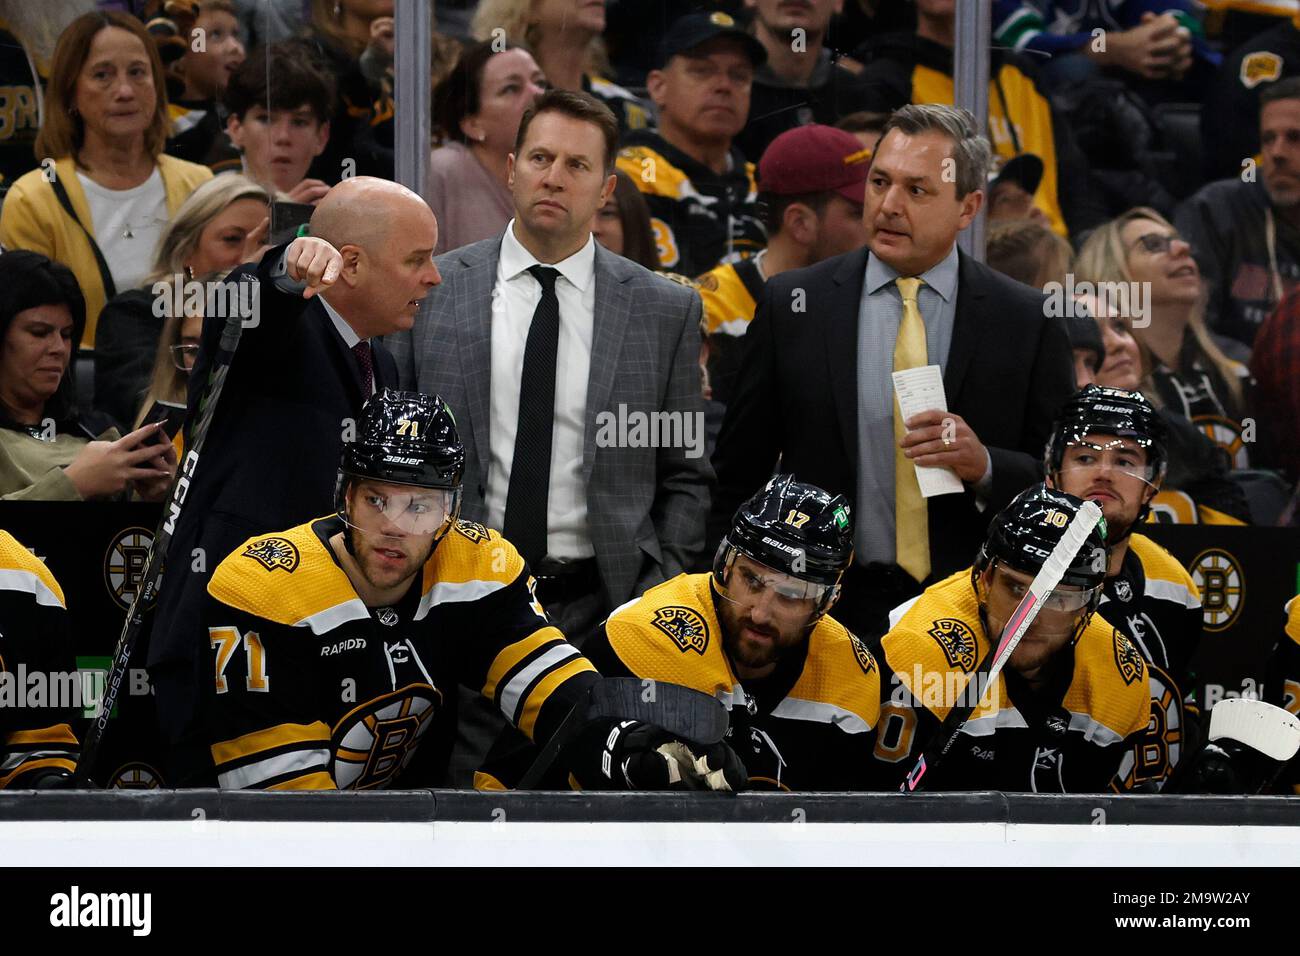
[836,108,889,153]
[1075,207,1254,470]
[222,39,334,203]
[162,0,247,166]
[985,216,1071,289]
[590,168,660,270]
[991,1,1215,98]
[130,278,204,429]
[709,104,1076,639]
[94,173,270,429]
[1251,285,1300,483]
[0,250,176,501]
[1176,78,1300,353]
[427,41,546,255]
[602,0,748,88]
[1064,305,1104,387]
[697,123,870,403]
[0,0,67,196]
[472,0,652,131]
[854,0,1083,237]
[303,0,394,180]
[616,12,768,276]
[0,11,213,348]
[736,0,877,160]
[1202,15,1300,182]
[387,89,711,784]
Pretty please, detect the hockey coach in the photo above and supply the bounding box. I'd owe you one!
[147,176,443,786]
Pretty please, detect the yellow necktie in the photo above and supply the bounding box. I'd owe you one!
[893,276,930,582]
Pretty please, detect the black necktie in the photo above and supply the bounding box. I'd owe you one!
[503,265,561,566]
[352,340,373,397]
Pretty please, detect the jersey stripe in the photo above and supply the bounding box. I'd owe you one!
[481,630,565,701]
[500,643,581,725]
[211,720,331,766]
[514,656,597,739]
[414,579,509,620]
[217,747,332,789]
[6,723,78,746]
[1144,577,1202,609]
[0,568,65,607]
[768,697,872,735]
[293,599,370,635]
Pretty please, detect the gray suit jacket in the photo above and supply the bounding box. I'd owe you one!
[385,235,712,607]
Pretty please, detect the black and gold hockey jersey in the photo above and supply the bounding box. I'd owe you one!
[203,515,598,790]
[1265,595,1300,793]
[615,129,766,277]
[1101,533,1203,792]
[874,570,1151,792]
[0,530,79,788]
[695,257,765,405]
[481,572,881,791]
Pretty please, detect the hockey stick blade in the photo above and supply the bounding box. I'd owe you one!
[517,678,729,789]
[900,500,1104,792]
[73,295,252,787]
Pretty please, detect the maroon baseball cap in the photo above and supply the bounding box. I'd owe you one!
[758,124,872,204]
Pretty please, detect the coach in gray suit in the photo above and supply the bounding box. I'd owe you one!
[388,91,710,782]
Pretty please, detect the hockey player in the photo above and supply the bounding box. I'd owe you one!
[201,389,746,791]
[1044,385,1203,791]
[0,530,79,788]
[873,484,1151,792]
[1265,594,1300,793]
[481,475,881,791]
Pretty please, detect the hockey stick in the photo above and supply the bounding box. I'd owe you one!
[900,500,1104,793]
[73,278,258,787]
[517,677,729,789]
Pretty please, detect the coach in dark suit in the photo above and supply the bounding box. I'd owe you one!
[388,89,710,785]
[711,104,1075,639]
[148,177,441,785]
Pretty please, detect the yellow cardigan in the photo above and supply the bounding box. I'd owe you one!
[0,154,212,348]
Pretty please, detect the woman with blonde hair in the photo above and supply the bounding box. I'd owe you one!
[94,173,270,428]
[131,276,207,435]
[1075,207,1254,470]
[472,0,650,131]
[0,11,213,348]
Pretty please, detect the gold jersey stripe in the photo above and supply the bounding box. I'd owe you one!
[6,723,78,747]
[516,656,598,740]
[211,720,331,766]
[480,629,566,701]
[267,771,336,791]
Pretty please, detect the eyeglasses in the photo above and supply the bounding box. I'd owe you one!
[170,344,199,371]
[1128,232,1185,256]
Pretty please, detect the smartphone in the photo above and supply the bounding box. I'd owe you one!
[142,400,186,443]
[269,201,316,246]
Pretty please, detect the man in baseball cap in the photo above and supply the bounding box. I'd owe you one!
[696,123,870,402]
[615,11,768,277]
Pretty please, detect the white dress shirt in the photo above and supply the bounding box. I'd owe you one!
[486,221,596,559]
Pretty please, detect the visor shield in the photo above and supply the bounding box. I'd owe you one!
[342,482,460,537]
[714,547,832,614]
[1057,438,1157,488]
[993,562,1100,614]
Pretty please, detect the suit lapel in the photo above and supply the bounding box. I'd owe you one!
[583,245,633,483]
[452,240,501,481]
[943,250,983,405]
[827,248,870,468]
[319,300,365,403]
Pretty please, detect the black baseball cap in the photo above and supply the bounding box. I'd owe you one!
[990,153,1044,195]
[657,11,768,70]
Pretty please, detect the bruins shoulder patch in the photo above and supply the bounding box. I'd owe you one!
[453,519,489,544]
[928,618,978,673]
[651,606,709,655]
[242,537,300,572]
[848,632,876,676]
[1113,629,1145,686]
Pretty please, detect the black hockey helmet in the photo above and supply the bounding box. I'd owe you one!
[972,484,1108,618]
[1045,385,1168,484]
[713,474,854,620]
[336,389,465,542]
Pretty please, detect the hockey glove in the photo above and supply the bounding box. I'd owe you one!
[596,720,748,791]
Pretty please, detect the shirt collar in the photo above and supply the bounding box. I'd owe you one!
[500,218,596,293]
[318,294,363,348]
[864,243,960,301]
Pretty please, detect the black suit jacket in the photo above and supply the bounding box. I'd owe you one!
[710,245,1074,586]
[148,244,397,667]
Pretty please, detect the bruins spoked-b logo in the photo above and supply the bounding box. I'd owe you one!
[108,762,163,790]
[928,619,977,673]
[242,536,300,573]
[652,606,709,655]
[104,527,154,610]
[332,686,439,789]
[1191,548,1244,632]
[1113,629,1145,686]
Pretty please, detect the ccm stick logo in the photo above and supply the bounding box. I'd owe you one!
[50,886,151,936]
[163,449,201,535]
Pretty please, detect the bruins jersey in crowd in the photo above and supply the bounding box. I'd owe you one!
[874,571,1150,792]
[481,573,881,791]
[616,129,766,277]
[1265,595,1300,793]
[1101,534,1203,792]
[0,531,79,788]
[203,516,598,790]
[696,256,765,404]
[855,33,1067,236]
[585,74,652,133]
